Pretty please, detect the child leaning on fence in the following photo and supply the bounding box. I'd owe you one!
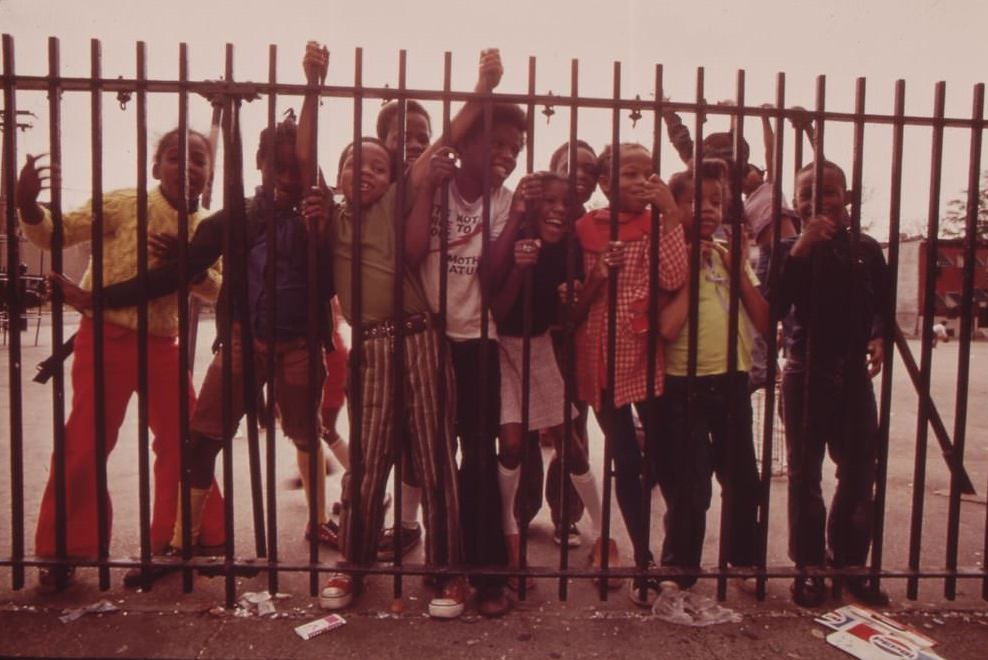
[573,142,688,597]
[298,41,505,619]
[369,96,438,563]
[49,117,340,587]
[482,171,608,592]
[773,159,891,608]
[405,96,526,616]
[652,160,768,593]
[15,129,226,589]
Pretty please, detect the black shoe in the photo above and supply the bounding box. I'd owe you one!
[791,576,826,607]
[844,577,890,606]
[38,564,76,592]
[377,523,422,561]
[122,546,182,589]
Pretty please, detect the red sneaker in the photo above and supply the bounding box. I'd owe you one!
[319,572,353,610]
[428,575,467,619]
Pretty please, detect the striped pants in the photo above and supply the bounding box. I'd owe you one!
[339,324,461,568]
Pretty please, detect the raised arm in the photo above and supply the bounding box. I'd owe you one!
[16,153,124,249]
[479,173,539,294]
[406,48,503,192]
[405,148,454,268]
[297,41,329,191]
[760,104,776,183]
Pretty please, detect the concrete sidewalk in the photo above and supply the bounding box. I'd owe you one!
[3,315,988,658]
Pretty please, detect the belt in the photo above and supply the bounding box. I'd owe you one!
[362,312,432,340]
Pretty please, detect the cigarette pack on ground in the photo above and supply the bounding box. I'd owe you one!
[294,613,346,640]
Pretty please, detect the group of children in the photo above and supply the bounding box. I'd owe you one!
[15,41,891,617]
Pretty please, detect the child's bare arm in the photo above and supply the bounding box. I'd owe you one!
[760,103,776,183]
[572,242,622,325]
[658,280,689,342]
[404,148,456,268]
[297,41,329,191]
[711,242,770,337]
[479,174,540,294]
[407,48,503,191]
[490,239,538,324]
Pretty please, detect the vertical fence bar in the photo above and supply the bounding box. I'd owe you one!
[2,32,25,591]
[755,71,786,600]
[238,53,268,562]
[945,82,984,599]
[797,74,826,593]
[390,49,408,598]
[89,37,111,591]
[715,69,746,601]
[635,62,663,604]
[517,54,536,601]
[684,70,705,588]
[556,57,580,601]
[477,64,494,593]
[870,79,905,595]
[217,86,235,603]
[304,38,323,595]
[907,81,946,601]
[177,41,196,595]
[264,42,280,596]
[45,36,70,589]
[435,50,452,585]
[598,59,621,601]
[831,76,867,600]
[347,46,366,593]
[134,40,153,590]
[849,79,866,240]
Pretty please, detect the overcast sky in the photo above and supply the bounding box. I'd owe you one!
[4,0,987,239]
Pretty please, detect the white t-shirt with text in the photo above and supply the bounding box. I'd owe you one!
[420,179,513,340]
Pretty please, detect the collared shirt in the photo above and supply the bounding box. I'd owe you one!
[575,209,688,410]
[247,193,310,341]
[330,182,431,325]
[665,241,759,377]
[19,187,220,338]
[773,228,889,374]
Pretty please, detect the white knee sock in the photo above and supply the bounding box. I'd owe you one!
[401,482,421,529]
[569,469,603,538]
[326,432,350,471]
[497,463,521,536]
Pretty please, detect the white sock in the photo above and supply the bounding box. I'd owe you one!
[569,469,603,538]
[497,463,521,536]
[326,433,350,471]
[401,483,421,529]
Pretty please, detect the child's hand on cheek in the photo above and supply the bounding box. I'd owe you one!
[511,174,542,214]
[427,147,458,188]
[644,174,676,214]
[475,48,503,93]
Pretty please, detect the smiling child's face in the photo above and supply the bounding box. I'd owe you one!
[536,179,569,244]
[154,132,210,209]
[337,141,392,207]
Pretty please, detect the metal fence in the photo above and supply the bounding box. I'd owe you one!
[2,34,987,609]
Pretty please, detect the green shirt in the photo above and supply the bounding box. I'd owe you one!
[665,243,758,377]
[330,182,430,324]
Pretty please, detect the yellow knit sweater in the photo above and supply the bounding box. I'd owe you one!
[20,187,221,338]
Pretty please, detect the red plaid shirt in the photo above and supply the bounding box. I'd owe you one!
[576,218,687,410]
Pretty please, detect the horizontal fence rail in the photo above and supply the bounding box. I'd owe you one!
[2,34,988,613]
